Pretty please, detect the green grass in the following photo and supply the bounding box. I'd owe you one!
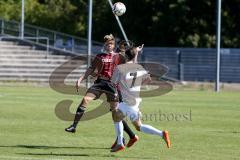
[0,85,240,160]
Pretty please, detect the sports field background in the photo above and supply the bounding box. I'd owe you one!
[0,84,240,160]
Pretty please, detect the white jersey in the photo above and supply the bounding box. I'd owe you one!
[111,63,150,106]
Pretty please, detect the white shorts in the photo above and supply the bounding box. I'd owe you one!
[118,98,142,121]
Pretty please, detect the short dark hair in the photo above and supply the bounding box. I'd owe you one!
[125,48,136,61]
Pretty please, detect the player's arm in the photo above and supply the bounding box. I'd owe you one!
[133,44,144,63]
[77,68,93,82]
[76,56,101,90]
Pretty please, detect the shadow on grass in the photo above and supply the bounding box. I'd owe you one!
[1,145,157,159]
[17,152,156,159]
[18,153,92,157]
[210,130,240,134]
[0,144,109,150]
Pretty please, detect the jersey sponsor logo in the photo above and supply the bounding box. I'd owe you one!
[102,58,113,63]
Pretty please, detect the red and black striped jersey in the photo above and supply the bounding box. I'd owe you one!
[90,52,125,80]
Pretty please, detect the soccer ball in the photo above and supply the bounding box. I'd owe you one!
[112,2,126,16]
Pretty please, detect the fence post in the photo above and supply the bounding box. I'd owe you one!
[1,20,4,35]
[19,23,21,37]
[179,63,184,81]
[53,32,57,48]
[177,50,184,81]
[36,29,39,43]
[46,38,49,58]
[71,37,74,52]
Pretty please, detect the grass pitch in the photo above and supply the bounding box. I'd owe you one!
[0,85,240,160]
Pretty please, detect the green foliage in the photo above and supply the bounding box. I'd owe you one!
[25,0,79,33]
[0,0,239,47]
[0,0,21,20]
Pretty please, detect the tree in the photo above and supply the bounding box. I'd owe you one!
[0,0,239,47]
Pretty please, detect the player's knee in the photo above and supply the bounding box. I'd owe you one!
[112,111,120,122]
[113,117,121,122]
[82,96,91,105]
[112,116,120,122]
[134,125,141,131]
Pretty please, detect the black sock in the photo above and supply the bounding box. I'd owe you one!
[72,105,86,128]
[122,120,135,139]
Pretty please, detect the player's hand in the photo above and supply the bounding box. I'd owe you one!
[76,78,82,92]
[136,44,144,53]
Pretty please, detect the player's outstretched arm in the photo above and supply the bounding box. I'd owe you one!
[133,44,144,63]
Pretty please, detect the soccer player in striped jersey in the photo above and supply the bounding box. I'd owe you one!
[110,47,171,152]
[65,34,138,148]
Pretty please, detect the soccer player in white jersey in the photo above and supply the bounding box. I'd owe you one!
[110,47,171,152]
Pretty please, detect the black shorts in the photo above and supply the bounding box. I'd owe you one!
[87,78,119,102]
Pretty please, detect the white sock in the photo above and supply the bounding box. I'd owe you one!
[114,121,124,145]
[140,124,163,137]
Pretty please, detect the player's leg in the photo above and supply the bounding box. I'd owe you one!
[131,118,171,148]
[109,86,138,148]
[110,101,125,147]
[65,92,97,133]
[122,120,139,147]
[110,107,125,152]
[118,89,137,141]
[72,92,96,127]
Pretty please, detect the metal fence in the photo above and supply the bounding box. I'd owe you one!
[0,18,102,54]
[142,48,240,83]
[1,19,240,83]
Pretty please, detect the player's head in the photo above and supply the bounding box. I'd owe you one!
[104,34,115,53]
[125,47,137,62]
[117,40,135,55]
